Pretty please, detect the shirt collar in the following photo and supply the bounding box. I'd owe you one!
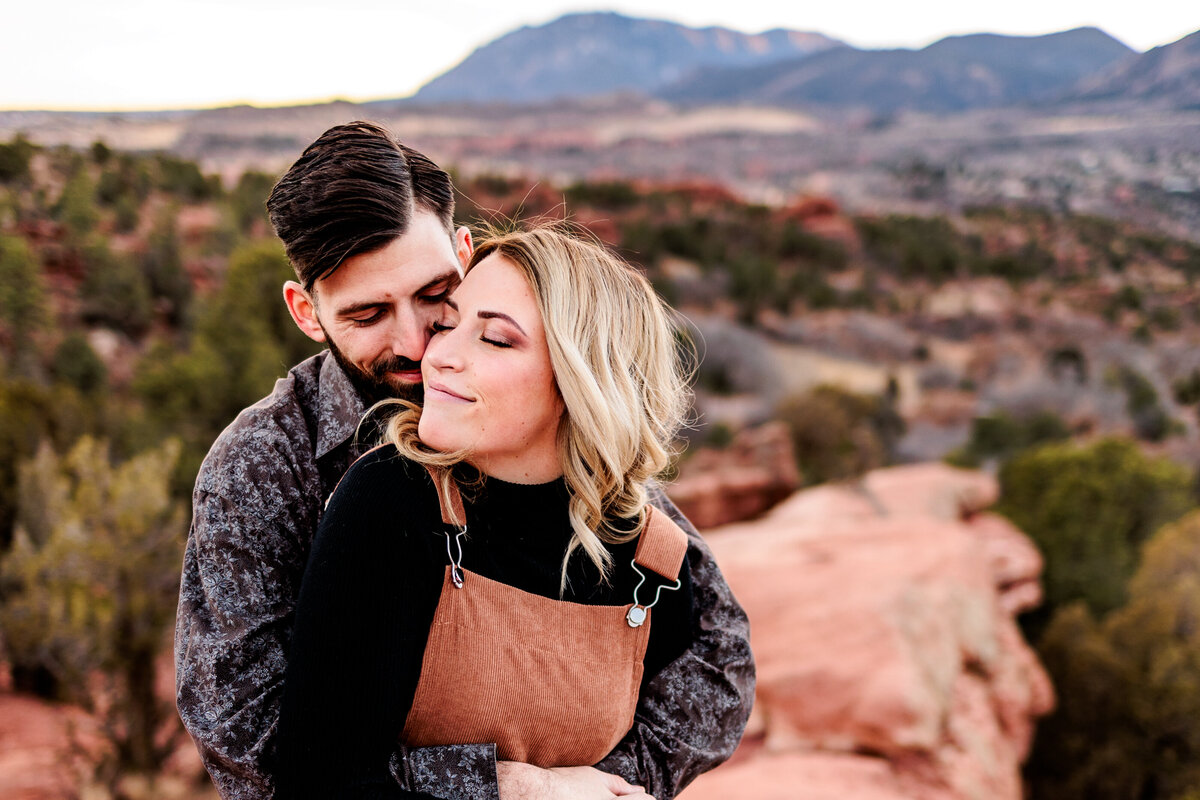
[315,352,370,460]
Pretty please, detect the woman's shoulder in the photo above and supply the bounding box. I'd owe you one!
[323,443,435,521]
[340,443,424,487]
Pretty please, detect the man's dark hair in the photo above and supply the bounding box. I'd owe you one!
[266,121,455,289]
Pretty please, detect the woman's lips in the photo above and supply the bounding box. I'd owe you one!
[427,382,474,403]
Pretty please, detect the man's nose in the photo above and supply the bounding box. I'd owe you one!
[389,307,431,362]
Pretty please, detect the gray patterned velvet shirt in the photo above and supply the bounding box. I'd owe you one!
[174,350,755,800]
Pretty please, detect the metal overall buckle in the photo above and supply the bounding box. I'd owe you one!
[626,560,682,628]
[445,527,467,589]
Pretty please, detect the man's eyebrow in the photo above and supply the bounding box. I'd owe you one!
[335,300,388,318]
[334,271,460,318]
[415,270,460,296]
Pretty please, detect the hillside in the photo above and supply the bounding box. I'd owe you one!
[3,134,1200,800]
[661,27,1134,111]
[412,11,841,103]
[1063,29,1200,109]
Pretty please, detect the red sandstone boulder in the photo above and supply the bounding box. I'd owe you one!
[670,422,802,529]
[678,463,1053,800]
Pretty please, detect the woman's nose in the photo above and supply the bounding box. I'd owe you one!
[424,325,464,372]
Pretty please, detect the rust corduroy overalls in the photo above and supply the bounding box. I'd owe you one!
[400,470,689,768]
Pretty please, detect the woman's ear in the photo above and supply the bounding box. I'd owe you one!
[283,281,327,343]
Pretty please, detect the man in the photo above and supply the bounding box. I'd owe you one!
[175,121,753,800]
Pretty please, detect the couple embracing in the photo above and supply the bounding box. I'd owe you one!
[175,121,755,800]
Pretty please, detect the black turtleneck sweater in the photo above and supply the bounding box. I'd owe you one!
[273,445,693,800]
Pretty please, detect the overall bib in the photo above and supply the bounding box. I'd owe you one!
[400,470,689,768]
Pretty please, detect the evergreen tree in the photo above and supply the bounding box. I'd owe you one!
[0,437,186,784]
[0,234,48,377]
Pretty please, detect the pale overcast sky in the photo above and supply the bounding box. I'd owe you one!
[4,1,1197,110]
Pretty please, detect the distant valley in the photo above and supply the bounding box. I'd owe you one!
[1,11,1198,244]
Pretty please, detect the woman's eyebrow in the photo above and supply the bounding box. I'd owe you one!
[477,310,527,336]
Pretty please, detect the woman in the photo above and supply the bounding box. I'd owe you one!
[274,227,735,799]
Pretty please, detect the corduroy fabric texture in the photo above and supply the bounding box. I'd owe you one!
[403,476,690,767]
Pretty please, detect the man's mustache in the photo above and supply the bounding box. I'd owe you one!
[372,354,421,375]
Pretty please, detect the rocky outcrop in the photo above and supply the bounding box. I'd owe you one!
[670,422,801,529]
[679,463,1053,800]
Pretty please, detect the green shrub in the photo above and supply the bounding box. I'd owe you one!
[855,214,972,283]
[996,437,1194,632]
[1173,369,1200,406]
[946,411,1071,468]
[775,384,904,485]
[79,239,153,337]
[51,333,107,395]
[140,210,191,325]
[154,153,219,202]
[1108,365,1172,442]
[0,234,48,374]
[229,169,277,232]
[565,179,639,210]
[0,135,36,184]
[1028,510,1200,799]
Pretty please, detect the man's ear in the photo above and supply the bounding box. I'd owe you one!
[282,281,327,343]
[455,226,473,272]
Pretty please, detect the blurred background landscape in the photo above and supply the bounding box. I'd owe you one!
[1,6,1199,799]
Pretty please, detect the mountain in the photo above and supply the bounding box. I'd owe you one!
[413,11,841,104]
[661,27,1135,112]
[1063,29,1200,109]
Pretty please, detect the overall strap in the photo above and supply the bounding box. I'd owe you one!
[633,506,689,581]
[425,465,466,527]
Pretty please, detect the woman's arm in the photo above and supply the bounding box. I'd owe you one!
[274,454,441,800]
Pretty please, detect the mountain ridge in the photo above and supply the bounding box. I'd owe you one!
[660,27,1136,112]
[413,11,842,103]
[1059,29,1200,109]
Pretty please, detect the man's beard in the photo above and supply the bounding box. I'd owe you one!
[324,333,424,406]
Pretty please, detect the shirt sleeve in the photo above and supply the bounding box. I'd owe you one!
[175,488,307,800]
[593,483,756,800]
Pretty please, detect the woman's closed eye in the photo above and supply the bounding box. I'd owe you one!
[481,334,513,348]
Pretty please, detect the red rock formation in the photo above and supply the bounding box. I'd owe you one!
[678,463,1054,800]
[670,422,802,529]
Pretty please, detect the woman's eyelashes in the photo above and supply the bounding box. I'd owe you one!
[481,334,513,348]
[431,319,513,348]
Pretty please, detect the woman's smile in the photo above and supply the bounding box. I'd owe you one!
[426,381,474,404]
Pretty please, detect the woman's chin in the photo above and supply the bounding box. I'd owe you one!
[417,415,455,452]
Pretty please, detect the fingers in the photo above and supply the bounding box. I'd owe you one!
[599,772,652,799]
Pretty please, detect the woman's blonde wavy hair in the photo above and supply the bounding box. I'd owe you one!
[381,223,691,591]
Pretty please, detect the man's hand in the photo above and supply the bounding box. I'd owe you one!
[497,762,654,800]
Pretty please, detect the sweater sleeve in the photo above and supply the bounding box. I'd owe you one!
[594,482,756,800]
[274,453,449,800]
